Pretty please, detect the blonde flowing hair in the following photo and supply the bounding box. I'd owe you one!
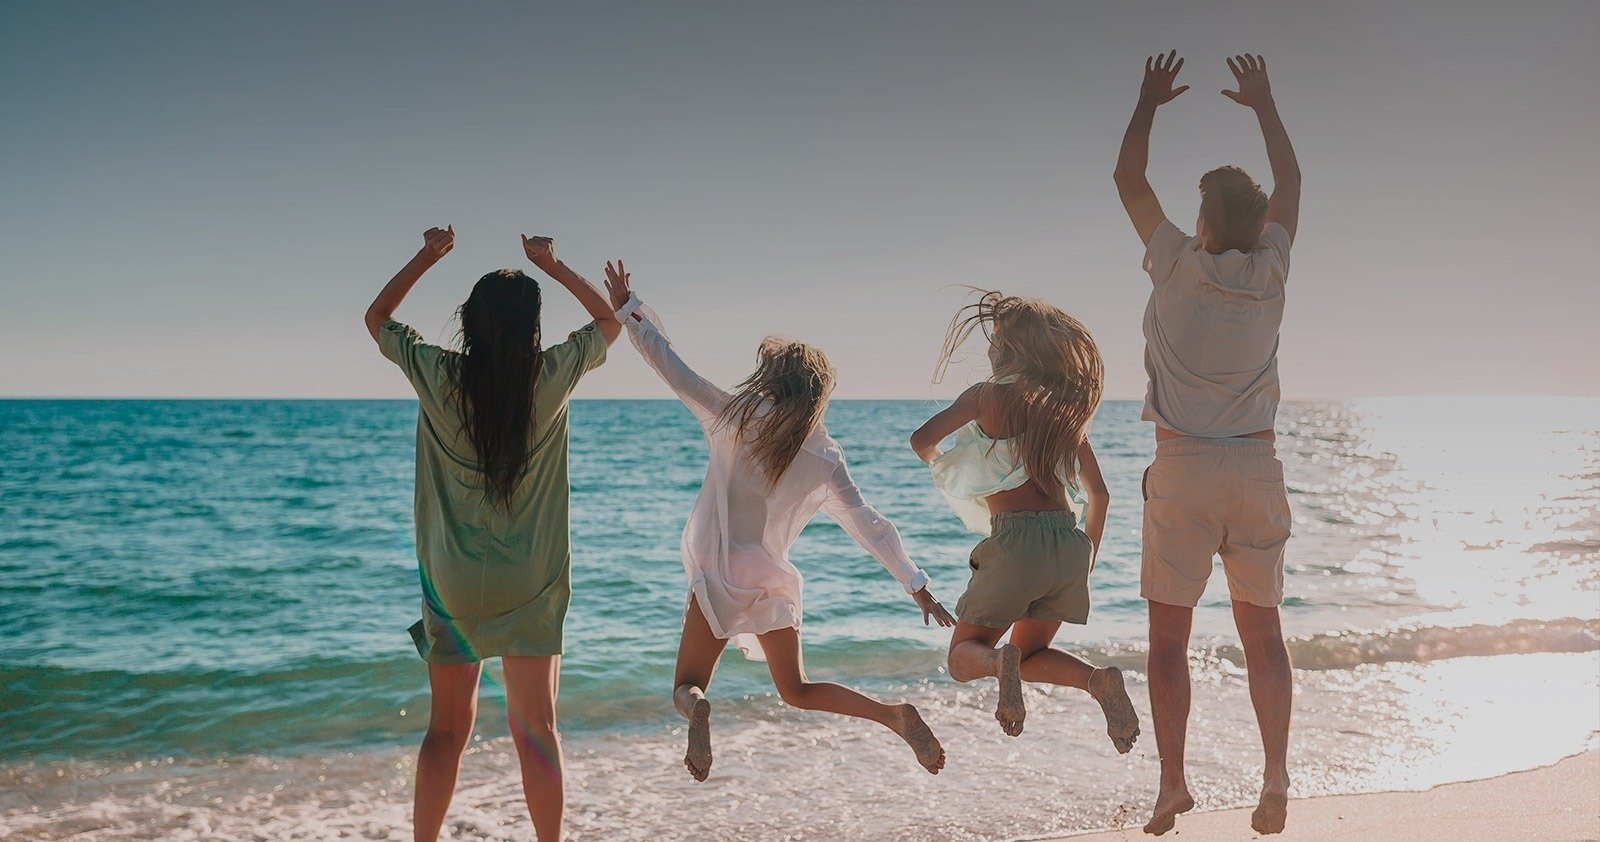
[716,337,837,488]
[934,290,1104,504]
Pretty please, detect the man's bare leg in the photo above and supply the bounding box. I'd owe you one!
[1233,600,1292,834]
[1144,600,1196,835]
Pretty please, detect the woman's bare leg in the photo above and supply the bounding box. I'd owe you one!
[1010,619,1140,753]
[756,626,945,774]
[414,661,482,842]
[502,655,563,842]
[946,621,1025,736]
[674,597,727,781]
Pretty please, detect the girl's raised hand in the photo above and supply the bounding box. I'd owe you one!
[521,234,556,269]
[419,226,454,263]
[913,587,956,628]
[604,260,632,311]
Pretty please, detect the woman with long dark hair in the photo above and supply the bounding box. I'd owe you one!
[364,227,619,841]
[600,262,955,784]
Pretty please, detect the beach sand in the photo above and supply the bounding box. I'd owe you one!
[1041,749,1599,842]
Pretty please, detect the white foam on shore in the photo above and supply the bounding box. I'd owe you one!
[4,650,1596,841]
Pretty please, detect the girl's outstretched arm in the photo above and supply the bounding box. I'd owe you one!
[601,261,730,422]
[909,385,982,463]
[521,235,622,345]
[820,455,955,627]
[364,226,453,342]
[1076,439,1111,563]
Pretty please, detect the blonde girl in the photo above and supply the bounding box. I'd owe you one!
[602,262,955,782]
[910,291,1139,752]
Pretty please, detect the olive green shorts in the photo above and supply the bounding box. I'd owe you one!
[955,510,1094,628]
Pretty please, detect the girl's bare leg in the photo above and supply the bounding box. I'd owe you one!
[414,661,483,842]
[1010,619,1140,753]
[674,598,727,781]
[502,655,564,842]
[756,626,945,774]
[947,621,1026,736]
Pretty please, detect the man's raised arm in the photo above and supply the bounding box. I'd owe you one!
[1223,54,1301,241]
[1113,50,1189,246]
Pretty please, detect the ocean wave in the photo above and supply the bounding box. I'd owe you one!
[1117,617,1600,673]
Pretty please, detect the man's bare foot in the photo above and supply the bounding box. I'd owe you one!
[1252,778,1289,834]
[684,696,712,782]
[1142,786,1194,836]
[995,643,1025,737]
[1087,666,1140,754]
[889,703,946,774]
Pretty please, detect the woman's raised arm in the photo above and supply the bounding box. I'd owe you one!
[602,261,730,422]
[522,235,622,345]
[364,226,453,342]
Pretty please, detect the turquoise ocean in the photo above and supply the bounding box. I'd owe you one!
[1,397,1596,840]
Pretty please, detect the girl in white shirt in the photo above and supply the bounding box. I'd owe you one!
[910,291,1139,754]
[602,262,956,782]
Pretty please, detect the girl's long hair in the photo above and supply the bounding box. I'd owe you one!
[715,337,836,488]
[445,269,544,507]
[934,290,1104,504]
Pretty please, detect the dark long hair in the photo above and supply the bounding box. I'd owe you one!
[446,269,543,506]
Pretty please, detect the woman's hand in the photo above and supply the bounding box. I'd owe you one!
[603,260,633,311]
[419,226,455,263]
[912,587,956,627]
[521,234,557,270]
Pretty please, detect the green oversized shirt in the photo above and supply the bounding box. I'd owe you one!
[379,319,606,663]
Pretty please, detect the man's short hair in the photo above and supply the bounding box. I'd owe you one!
[1199,166,1269,249]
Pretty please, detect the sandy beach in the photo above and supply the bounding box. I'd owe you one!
[1043,750,1599,842]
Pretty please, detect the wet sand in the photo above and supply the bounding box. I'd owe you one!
[1042,749,1599,841]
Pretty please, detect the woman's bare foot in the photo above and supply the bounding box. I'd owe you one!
[1142,786,1194,836]
[1251,777,1289,834]
[684,696,712,782]
[888,703,945,774]
[1087,666,1140,754]
[995,643,1025,736]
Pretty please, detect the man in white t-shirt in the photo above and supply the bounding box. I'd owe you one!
[1113,51,1302,837]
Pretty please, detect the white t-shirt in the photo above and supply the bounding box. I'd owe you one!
[1141,219,1291,438]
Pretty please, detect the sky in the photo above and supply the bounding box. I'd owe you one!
[3,1,1597,399]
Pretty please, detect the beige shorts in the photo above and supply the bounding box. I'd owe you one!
[1141,437,1291,608]
[956,510,1094,628]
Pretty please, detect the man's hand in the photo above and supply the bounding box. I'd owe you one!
[912,587,956,628]
[603,260,632,311]
[419,226,454,263]
[521,234,557,269]
[1222,54,1273,109]
[1140,50,1189,106]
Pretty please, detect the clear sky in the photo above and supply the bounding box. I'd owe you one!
[3,1,1597,399]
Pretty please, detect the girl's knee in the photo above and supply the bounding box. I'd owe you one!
[946,653,979,683]
[423,722,473,753]
[776,682,813,709]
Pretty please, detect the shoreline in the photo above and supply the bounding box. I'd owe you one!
[1036,749,1600,842]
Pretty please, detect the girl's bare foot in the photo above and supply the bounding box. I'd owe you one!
[684,696,712,782]
[1251,777,1289,834]
[995,643,1025,736]
[1142,786,1194,836]
[1087,666,1140,754]
[889,703,946,774]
